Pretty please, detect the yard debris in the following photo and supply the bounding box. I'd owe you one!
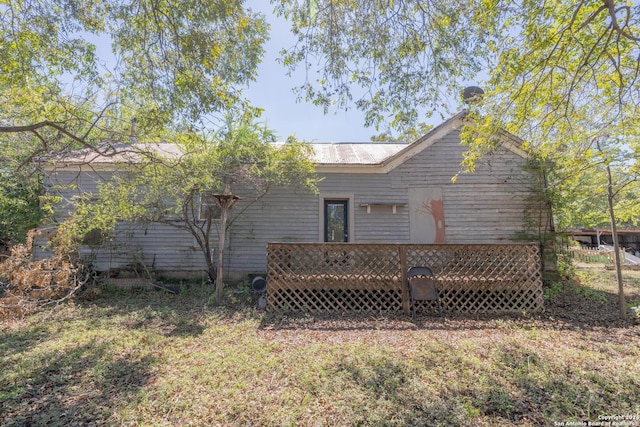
[0,230,95,319]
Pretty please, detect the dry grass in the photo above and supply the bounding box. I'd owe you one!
[1,268,639,426]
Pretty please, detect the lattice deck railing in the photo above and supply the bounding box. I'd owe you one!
[266,243,543,314]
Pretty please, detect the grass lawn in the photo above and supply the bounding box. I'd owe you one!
[1,268,639,426]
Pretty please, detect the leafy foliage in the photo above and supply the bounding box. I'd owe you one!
[554,159,640,230]
[71,116,317,298]
[1,0,271,249]
[0,172,45,246]
[369,122,433,143]
[0,131,59,245]
[274,0,496,132]
[1,0,269,130]
[274,1,640,318]
[451,1,640,230]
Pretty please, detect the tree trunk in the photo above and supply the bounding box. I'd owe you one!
[605,164,626,319]
[206,249,216,286]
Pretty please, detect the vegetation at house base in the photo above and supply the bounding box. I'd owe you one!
[0,0,281,308]
[1,268,638,425]
[471,1,640,319]
[0,172,45,248]
[70,114,316,304]
[2,0,639,319]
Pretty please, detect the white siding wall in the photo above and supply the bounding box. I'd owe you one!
[44,168,117,217]
[237,129,541,272]
[394,131,539,243]
[225,187,318,274]
[37,129,547,278]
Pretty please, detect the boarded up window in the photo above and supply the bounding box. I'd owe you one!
[408,187,445,243]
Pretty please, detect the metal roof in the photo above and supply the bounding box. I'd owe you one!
[40,112,528,169]
[40,142,183,165]
[43,141,408,166]
[293,142,406,165]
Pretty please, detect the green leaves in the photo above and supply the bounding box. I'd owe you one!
[0,170,48,245]
[1,0,271,245]
[73,115,316,236]
[452,1,640,232]
[274,0,497,133]
[111,0,269,124]
[67,116,316,287]
[1,0,270,141]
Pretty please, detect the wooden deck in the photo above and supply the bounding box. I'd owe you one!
[266,243,544,314]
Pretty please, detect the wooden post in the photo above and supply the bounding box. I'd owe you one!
[216,201,228,304]
[605,164,627,319]
[213,184,240,305]
[399,245,410,314]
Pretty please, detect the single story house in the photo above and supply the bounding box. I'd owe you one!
[36,112,552,280]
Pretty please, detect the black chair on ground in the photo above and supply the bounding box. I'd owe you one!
[407,266,442,318]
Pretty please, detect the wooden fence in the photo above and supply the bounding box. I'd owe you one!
[565,246,625,265]
[266,243,543,314]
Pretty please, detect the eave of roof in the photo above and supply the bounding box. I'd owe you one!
[568,228,640,235]
[40,111,529,173]
[38,142,183,167]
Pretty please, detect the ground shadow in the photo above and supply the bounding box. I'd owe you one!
[78,286,211,338]
[0,340,155,426]
[0,323,51,360]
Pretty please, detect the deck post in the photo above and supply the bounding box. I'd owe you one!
[399,245,410,314]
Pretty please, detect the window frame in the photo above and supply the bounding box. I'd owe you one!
[318,193,354,243]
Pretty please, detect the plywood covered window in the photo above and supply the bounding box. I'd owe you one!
[408,187,445,243]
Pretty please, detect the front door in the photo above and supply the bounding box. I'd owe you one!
[324,200,349,242]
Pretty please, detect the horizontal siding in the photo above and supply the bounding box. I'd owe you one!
[44,169,118,217]
[317,173,408,243]
[354,207,409,243]
[38,128,547,277]
[34,223,209,273]
[397,131,532,187]
[310,130,542,246]
[390,130,542,244]
[226,187,318,273]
